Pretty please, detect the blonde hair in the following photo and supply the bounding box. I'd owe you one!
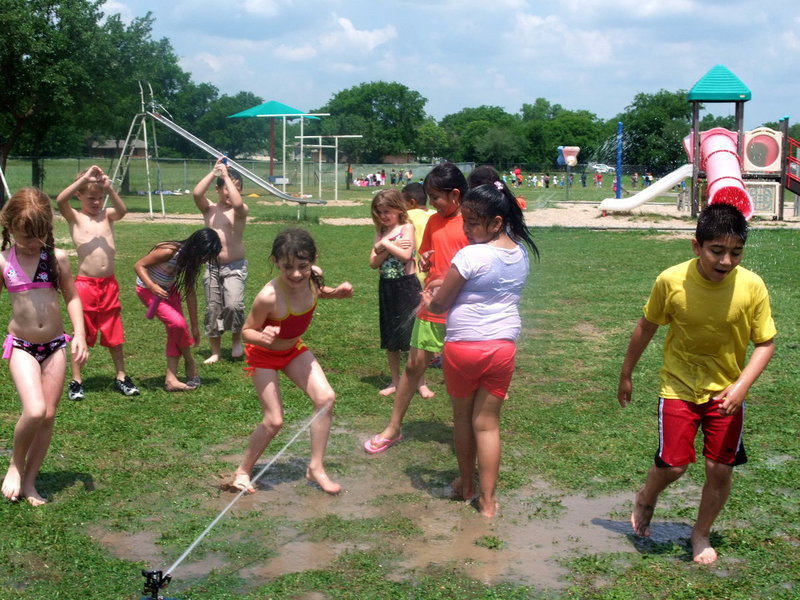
[76,168,103,193]
[0,187,60,288]
[370,188,408,232]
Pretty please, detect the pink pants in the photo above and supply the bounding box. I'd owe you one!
[136,286,194,357]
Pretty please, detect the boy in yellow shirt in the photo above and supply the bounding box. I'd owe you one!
[618,203,775,565]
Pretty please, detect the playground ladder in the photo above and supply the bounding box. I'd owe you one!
[786,136,800,197]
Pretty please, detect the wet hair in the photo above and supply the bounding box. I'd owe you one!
[401,182,427,208]
[467,165,500,188]
[270,228,324,290]
[0,187,60,289]
[216,169,243,190]
[76,167,104,194]
[423,162,468,200]
[150,227,221,297]
[462,182,539,259]
[371,189,408,232]
[695,203,748,245]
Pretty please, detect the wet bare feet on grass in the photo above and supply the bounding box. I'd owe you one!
[203,354,220,365]
[22,488,47,507]
[450,477,476,502]
[165,381,196,392]
[691,531,718,564]
[418,384,435,399]
[378,384,397,396]
[229,471,256,494]
[630,491,654,537]
[231,342,244,359]
[306,468,341,495]
[477,497,499,518]
[2,468,21,503]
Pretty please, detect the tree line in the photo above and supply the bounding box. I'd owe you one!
[2,0,796,198]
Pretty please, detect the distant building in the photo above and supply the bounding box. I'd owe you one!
[89,139,147,159]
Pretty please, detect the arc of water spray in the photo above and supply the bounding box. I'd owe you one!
[162,402,333,578]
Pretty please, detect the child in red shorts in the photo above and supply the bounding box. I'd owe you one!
[57,166,140,399]
[618,203,776,564]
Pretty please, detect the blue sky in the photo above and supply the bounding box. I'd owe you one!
[105,0,799,130]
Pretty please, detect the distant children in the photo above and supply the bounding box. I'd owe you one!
[364,162,469,454]
[423,181,538,517]
[369,189,423,396]
[134,228,222,392]
[231,228,353,495]
[1,188,88,505]
[617,203,776,564]
[401,182,435,288]
[56,165,139,400]
[192,159,249,364]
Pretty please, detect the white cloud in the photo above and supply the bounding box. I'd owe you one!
[102,0,135,23]
[274,43,318,61]
[319,17,397,53]
[241,0,284,16]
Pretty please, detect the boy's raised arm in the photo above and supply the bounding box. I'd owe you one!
[192,169,216,213]
[617,317,659,407]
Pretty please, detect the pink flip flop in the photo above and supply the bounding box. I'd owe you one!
[363,434,403,454]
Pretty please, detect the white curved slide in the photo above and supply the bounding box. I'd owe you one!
[599,164,692,211]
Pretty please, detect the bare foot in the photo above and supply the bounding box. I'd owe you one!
[203,354,220,365]
[418,384,435,399]
[230,471,256,494]
[22,488,47,506]
[306,468,341,495]
[378,384,396,396]
[631,491,654,537]
[691,531,718,564]
[2,467,21,502]
[231,343,244,359]
[477,497,499,517]
[164,380,195,392]
[450,477,476,501]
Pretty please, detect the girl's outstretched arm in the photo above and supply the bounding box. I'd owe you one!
[186,288,200,347]
[57,250,88,366]
[320,281,353,299]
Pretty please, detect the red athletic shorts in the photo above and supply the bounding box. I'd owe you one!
[443,340,515,399]
[75,275,124,347]
[245,340,308,373]
[655,397,747,467]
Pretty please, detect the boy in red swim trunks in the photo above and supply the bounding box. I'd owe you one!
[617,203,775,565]
[57,165,140,399]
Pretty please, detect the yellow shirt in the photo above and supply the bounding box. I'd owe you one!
[407,208,435,286]
[643,258,776,403]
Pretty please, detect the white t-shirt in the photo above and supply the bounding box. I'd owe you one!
[445,243,529,342]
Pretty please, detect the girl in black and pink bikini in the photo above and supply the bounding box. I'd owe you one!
[0,188,88,506]
[231,228,353,495]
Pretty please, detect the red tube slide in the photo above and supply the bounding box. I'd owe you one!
[683,127,753,220]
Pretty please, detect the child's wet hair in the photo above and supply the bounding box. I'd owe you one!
[152,227,221,297]
[695,203,749,245]
[467,165,501,188]
[423,162,468,199]
[0,187,60,288]
[216,169,243,190]
[401,182,427,208]
[463,181,539,259]
[271,228,324,289]
[371,189,408,230]
[76,167,103,193]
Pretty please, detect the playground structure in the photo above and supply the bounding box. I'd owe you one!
[112,84,331,219]
[600,65,798,220]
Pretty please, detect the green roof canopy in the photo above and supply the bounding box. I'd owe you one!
[687,65,751,102]
[228,100,318,119]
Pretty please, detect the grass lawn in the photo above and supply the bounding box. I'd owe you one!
[0,196,798,599]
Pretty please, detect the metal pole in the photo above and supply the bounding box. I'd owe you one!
[318,135,322,201]
[300,118,304,197]
[334,138,340,202]
[282,116,287,193]
[616,121,623,199]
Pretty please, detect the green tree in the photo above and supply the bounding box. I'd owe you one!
[413,117,450,161]
[195,92,268,159]
[617,89,692,174]
[440,106,518,161]
[313,82,427,162]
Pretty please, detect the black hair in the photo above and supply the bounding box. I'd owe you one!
[695,203,748,245]
[462,182,539,259]
[271,228,324,290]
[216,169,243,189]
[401,182,427,207]
[467,165,500,188]
[150,227,222,297]
[423,162,468,199]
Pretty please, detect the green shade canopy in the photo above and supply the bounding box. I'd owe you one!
[688,65,751,102]
[227,100,318,119]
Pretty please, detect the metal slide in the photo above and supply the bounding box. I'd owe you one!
[147,111,325,205]
[599,164,693,211]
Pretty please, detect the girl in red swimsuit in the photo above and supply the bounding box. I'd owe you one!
[232,228,353,495]
[0,188,88,506]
